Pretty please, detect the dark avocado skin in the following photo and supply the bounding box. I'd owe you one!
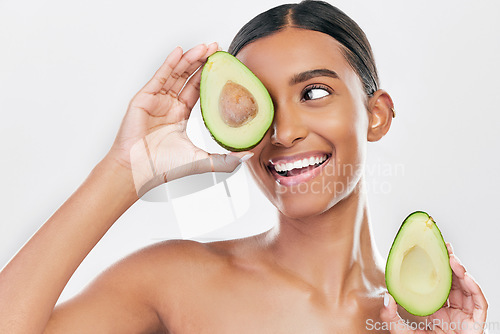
[385,211,452,316]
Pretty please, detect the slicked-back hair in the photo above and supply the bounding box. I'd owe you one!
[228,0,379,97]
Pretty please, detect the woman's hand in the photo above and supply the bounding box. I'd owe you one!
[380,242,488,333]
[106,43,252,197]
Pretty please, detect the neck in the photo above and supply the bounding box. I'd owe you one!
[263,178,385,302]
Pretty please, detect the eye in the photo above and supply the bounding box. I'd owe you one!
[302,85,332,101]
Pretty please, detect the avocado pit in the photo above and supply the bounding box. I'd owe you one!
[219,80,258,127]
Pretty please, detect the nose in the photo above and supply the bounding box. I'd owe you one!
[270,103,308,148]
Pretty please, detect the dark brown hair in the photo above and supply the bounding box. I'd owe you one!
[228,0,379,97]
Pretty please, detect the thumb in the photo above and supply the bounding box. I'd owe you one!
[206,151,254,173]
[165,152,254,181]
[379,292,415,334]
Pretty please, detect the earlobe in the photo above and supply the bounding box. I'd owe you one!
[367,90,394,142]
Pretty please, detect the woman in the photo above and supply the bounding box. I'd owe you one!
[0,1,488,333]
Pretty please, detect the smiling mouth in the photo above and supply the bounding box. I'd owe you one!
[267,154,331,177]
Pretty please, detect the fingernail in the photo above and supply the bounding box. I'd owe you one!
[239,153,254,163]
[384,292,389,307]
[465,271,475,281]
[194,44,206,51]
[452,254,463,266]
[446,242,454,253]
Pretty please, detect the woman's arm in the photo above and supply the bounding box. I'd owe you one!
[0,42,250,333]
[0,157,140,333]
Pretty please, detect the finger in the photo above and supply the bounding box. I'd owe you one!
[162,44,208,96]
[142,46,183,94]
[202,42,219,61]
[379,292,420,334]
[444,242,457,303]
[464,272,488,324]
[448,254,466,310]
[450,254,476,315]
[447,271,464,310]
[446,242,454,255]
[170,42,217,95]
[180,151,250,176]
[209,152,254,173]
[228,151,254,161]
[178,42,219,110]
[450,253,466,280]
[178,65,202,111]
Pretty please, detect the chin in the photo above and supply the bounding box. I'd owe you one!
[272,174,365,220]
[276,198,335,220]
[250,158,363,219]
[270,183,345,220]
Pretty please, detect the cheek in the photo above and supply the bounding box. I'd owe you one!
[319,111,363,153]
[242,95,369,216]
[314,104,367,181]
[245,141,274,193]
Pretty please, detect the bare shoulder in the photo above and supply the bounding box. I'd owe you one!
[127,237,244,271]
[107,236,262,298]
[139,235,264,279]
[95,238,238,296]
[134,232,268,270]
[91,235,262,294]
[46,239,239,333]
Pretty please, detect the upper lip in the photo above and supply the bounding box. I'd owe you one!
[268,151,331,167]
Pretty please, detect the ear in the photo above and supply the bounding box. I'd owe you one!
[366,89,394,142]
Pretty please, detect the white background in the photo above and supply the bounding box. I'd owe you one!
[1,0,499,326]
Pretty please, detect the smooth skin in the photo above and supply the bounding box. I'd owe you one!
[0,28,488,333]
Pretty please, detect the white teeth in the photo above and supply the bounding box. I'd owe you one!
[273,154,328,173]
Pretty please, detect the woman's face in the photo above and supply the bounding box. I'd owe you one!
[236,28,371,219]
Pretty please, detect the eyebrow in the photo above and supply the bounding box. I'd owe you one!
[289,68,340,86]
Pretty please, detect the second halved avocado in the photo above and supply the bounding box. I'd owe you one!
[385,211,452,316]
[200,51,274,151]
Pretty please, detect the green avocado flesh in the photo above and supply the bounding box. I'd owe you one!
[200,51,274,151]
[385,211,452,316]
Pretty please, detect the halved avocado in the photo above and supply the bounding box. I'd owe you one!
[385,211,452,316]
[200,51,274,151]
